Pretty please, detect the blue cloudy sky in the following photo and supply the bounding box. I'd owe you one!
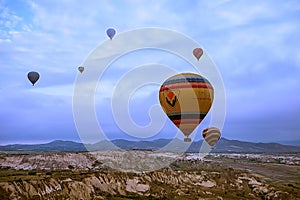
[0,0,300,145]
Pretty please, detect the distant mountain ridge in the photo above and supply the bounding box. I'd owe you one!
[276,140,300,147]
[0,138,300,153]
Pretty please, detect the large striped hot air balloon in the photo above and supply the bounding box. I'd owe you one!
[159,73,214,142]
[202,127,221,147]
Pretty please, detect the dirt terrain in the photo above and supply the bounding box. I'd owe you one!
[0,151,299,199]
[206,153,300,184]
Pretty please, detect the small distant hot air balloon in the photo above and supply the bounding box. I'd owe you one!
[202,127,221,147]
[159,73,214,142]
[193,48,203,61]
[106,28,116,40]
[27,71,40,86]
[78,66,84,73]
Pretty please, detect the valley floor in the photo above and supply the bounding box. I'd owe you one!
[0,151,299,199]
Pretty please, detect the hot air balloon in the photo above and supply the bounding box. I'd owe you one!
[78,66,84,73]
[106,28,116,40]
[27,71,40,86]
[202,127,221,147]
[159,73,214,142]
[193,48,203,61]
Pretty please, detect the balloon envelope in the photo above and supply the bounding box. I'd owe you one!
[106,28,116,40]
[159,73,214,142]
[193,48,203,60]
[27,71,40,86]
[78,66,84,73]
[202,127,221,147]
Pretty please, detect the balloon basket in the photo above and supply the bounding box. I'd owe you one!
[184,138,191,142]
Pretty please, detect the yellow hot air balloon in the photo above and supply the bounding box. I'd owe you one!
[159,73,214,142]
[202,127,221,147]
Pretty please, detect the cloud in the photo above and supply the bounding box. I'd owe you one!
[29,84,74,97]
[1,0,300,144]
[0,87,78,144]
[0,0,34,39]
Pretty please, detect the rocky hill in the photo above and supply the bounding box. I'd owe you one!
[0,167,295,200]
[0,151,299,199]
[1,138,300,154]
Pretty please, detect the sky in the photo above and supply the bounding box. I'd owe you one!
[0,0,300,145]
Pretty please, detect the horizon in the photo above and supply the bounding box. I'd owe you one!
[1,137,299,146]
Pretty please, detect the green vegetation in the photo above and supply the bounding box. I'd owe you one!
[68,165,74,169]
[45,171,52,176]
[28,170,37,175]
[92,160,103,167]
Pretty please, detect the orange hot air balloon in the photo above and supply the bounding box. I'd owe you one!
[202,127,221,147]
[159,73,214,142]
[193,48,203,61]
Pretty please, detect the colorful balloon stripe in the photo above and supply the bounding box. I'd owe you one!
[160,82,213,91]
[159,73,214,142]
[202,127,221,147]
